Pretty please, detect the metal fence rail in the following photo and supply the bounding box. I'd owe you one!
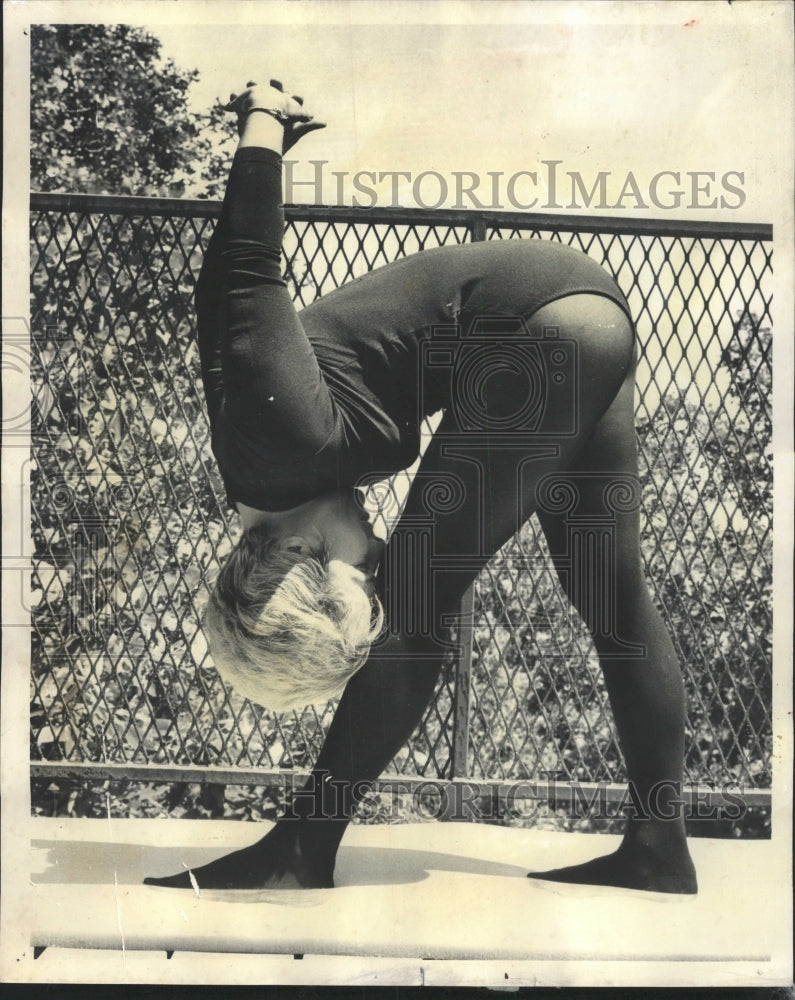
[29,194,773,811]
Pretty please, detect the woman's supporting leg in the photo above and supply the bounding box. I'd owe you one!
[289,294,644,881]
[143,653,445,889]
[531,359,697,892]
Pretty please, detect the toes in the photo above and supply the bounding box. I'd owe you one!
[282,119,326,153]
[293,120,325,133]
[144,872,192,889]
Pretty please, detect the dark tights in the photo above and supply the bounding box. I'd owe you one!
[146,293,696,894]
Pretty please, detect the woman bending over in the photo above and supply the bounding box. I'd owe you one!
[145,80,697,895]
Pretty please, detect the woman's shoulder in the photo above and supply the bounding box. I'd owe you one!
[236,501,270,530]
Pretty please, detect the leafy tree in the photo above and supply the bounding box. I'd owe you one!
[720,311,772,514]
[634,312,772,791]
[30,24,234,197]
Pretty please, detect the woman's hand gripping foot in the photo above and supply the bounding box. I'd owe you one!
[225,78,326,153]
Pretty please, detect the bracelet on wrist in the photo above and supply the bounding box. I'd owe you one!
[246,106,293,125]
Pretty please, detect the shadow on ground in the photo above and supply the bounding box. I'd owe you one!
[31,837,528,892]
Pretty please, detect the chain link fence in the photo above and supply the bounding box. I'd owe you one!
[28,194,773,819]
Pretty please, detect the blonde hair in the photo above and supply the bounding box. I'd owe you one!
[203,525,384,712]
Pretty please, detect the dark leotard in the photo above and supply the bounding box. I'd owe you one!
[196,147,631,511]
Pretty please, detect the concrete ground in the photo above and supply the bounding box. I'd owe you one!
[18,815,789,986]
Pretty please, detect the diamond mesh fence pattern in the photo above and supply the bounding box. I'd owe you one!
[29,196,772,798]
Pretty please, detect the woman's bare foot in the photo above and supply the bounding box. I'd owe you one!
[527,825,697,894]
[224,79,326,153]
[143,820,334,891]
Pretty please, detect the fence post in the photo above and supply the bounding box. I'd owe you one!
[450,583,475,779]
[470,213,487,243]
[448,211,485,783]
[450,212,486,778]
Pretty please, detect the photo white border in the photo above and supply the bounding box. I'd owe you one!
[3,0,793,987]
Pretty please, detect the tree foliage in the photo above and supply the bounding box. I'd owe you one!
[30,24,234,197]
